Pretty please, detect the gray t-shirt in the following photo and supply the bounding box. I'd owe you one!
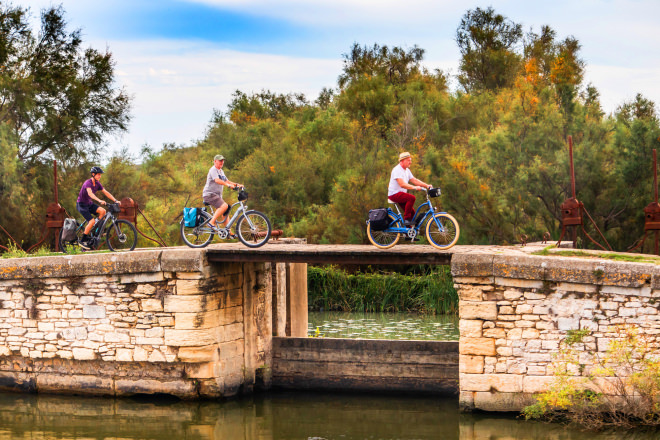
[203,166,227,197]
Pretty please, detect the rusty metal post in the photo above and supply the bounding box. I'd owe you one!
[568,135,576,199]
[628,149,660,254]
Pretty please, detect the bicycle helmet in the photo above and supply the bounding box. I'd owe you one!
[90,166,104,175]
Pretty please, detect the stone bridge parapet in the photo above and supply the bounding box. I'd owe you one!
[452,250,660,412]
[0,247,278,399]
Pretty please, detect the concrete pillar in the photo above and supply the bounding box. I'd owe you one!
[271,263,287,337]
[285,263,308,338]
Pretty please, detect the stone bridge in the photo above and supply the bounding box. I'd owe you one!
[0,241,658,412]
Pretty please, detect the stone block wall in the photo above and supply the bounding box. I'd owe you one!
[452,251,660,412]
[0,248,272,399]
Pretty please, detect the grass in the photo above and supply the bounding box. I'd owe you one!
[532,246,660,265]
[1,241,105,259]
[308,265,458,315]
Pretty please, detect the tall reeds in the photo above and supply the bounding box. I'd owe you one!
[308,265,457,315]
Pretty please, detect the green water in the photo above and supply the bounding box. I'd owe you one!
[0,391,656,439]
[308,311,459,340]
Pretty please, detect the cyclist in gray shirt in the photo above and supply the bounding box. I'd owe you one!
[203,154,243,229]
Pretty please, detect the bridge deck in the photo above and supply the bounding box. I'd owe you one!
[204,243,501,265]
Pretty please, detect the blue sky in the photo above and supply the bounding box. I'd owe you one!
[21,0,660,157]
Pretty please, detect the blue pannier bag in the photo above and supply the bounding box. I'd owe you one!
[183,207,198,227]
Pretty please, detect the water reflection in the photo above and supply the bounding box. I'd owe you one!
[308,311,459,341]
[0,392,656,440]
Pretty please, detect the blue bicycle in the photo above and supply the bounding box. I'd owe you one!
[366,188,460,249]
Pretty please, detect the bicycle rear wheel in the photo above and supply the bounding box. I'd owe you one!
[367,213,401,249]
[58,222,84,253]
[106,219,138,251]
[180,211,214,248]
[425,213,460,250]
[236,210,271,248]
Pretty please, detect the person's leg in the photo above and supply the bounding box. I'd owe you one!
[203,194,226,227]
[78,203,96,235]
[84,219,95,235]
[210,202,228,227]
[388,192,416,221]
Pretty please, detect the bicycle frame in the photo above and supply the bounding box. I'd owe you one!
[385,192,448,234]
[198,200,249,231]
[80,211,119,241]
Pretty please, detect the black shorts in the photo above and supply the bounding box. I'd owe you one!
[77,202,100,222]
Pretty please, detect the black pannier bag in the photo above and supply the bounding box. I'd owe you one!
[368,208,389,231]
[61,218,77,241]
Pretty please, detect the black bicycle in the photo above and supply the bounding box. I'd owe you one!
[59,203,138,252]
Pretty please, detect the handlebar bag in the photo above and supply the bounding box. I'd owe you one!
[368,208,389,231]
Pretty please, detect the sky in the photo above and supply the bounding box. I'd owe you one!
[20,0,660,158]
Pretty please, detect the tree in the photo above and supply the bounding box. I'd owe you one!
[0,4,131,164]
[456,7,523,92]
[338,43,424,89]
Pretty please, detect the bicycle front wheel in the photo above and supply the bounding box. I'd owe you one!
[425,213,460,250]
[58,222,84,253]
[236,210,271,248]
[180,211,214,248]
[106,219,138,252]
[367,213,401,249]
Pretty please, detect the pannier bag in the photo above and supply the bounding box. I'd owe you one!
[61,218,78,241]
[183,208,198,227]
[368,208,390,231]
[428,187,441,198]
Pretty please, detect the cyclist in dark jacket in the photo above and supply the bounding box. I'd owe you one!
[76,166,120,249]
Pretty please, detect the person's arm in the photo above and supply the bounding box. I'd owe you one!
[86,187,108,205]
[102,189,119,204]
[395,178,424,191]
[214,177,242,189]
[410,178,431,189]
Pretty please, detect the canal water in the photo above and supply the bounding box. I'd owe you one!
[308,311,459,340]
[0,391,656,439]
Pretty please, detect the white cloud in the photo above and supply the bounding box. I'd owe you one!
[105,40,343,154]
[585,64,660,115]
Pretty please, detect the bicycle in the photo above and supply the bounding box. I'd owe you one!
[180,187,272,248]
[366,187,460,250]
[59,202,138,252]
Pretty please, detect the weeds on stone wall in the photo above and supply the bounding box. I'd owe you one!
[308,265,457,314]
[1,241,84,258]
[523,326,660,430]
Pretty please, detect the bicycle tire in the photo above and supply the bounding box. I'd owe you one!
[106,219,138,252]
[367,213,401,249]
[58,222,84,253]
[425,213,460,250]
[180,211,214,248]
[236,210,271,248]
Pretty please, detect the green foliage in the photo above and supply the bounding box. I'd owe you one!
[523,326,660,429]
[0,3,130,248]
[308,265,458,314]
[456,7,523,92]
[4,6,660,254]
